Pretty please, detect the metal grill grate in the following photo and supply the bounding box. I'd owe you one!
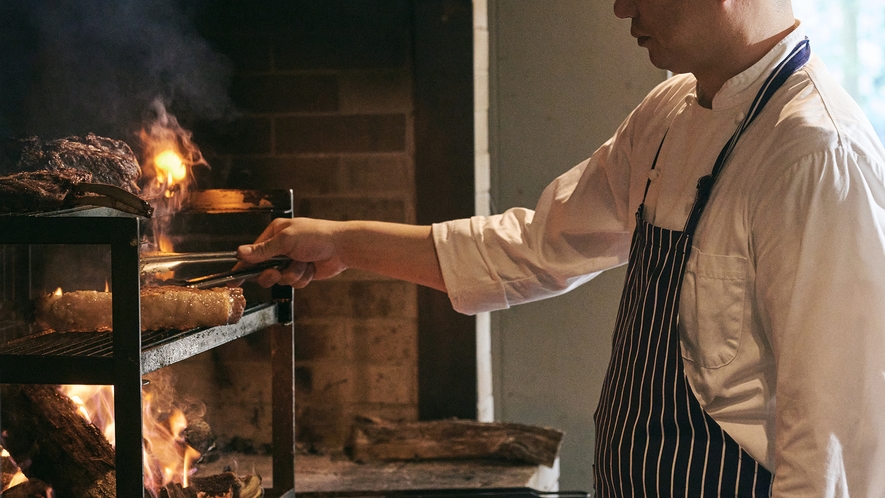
[0,190,297,496]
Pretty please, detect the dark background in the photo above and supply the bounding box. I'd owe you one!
[0,0,477,447]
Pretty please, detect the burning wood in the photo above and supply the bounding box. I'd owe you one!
[35,286,246,333]
[2,478,54,498]
[1,446,27,491]
[2,447,54,497]
[0,383,264,497]
[0,384,117,498]
[158,473,263,498]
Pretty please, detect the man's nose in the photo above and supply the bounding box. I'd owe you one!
[613,0,636,19]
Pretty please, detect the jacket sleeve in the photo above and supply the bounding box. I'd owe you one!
[431,123,645,315]
[431,76,693,316]
[752,148,885,497]
[432,153,633,315]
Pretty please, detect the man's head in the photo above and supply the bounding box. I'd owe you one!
[613,0,721,75]
[613,0,795,102]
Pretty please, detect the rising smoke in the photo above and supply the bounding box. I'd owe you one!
[0,0,233,143]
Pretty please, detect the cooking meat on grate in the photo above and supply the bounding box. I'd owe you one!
[35,286,246,333]
[0,133,141,193]
[0,167,93,213]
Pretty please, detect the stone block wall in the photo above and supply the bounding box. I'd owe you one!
[173,0,419,453]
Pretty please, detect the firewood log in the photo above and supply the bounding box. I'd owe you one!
[2,446,23,489]
[0,384,116,498]
[345,416,564,467]
[191,472,263,498]
[158,473,263,498]
[158,483,198,498]
[2,478,54,498]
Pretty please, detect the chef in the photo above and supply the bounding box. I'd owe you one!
[238,0,885,495]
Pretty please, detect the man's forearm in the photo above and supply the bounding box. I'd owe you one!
[332,220,447,292]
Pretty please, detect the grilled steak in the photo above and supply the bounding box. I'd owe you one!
[0,168,93,213]
[0,133,141,193]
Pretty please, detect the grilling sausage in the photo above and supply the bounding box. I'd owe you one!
[35,286,246,332]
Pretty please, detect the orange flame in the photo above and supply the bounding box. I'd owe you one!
[63,385,116,446]
[138,99,208,205]
[59,373,202,495]
[1,448,28,491]
[138,99,208,253]
[158,234,175,254]
[142,397,200,490]
[153,150,188,198]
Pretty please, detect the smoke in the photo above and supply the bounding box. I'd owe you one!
[0,0,233,142]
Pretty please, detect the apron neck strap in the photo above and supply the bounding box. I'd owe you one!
[683,38,811,235]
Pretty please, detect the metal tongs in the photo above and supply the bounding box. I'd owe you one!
[140,251,291,289]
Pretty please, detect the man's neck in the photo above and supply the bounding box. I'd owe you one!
[694,20,797,108]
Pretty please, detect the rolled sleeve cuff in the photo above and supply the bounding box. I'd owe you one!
[432,219,510,316]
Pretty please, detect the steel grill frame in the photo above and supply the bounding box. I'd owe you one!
[0,190,296,497]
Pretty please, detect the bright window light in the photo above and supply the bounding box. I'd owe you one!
[795,2,885,140]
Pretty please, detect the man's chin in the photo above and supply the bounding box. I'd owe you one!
[646,52,681,74]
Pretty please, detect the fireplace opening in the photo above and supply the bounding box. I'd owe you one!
[0,184,296,496]
[0,0,479,495]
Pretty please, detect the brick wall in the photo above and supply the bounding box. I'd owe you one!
[0,0,475,465]
[175,0,419,452]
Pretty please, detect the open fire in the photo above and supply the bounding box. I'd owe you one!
[17,105,243,497]
[138,99,206,206]
[58,375,204,496]
[0,93,293,495]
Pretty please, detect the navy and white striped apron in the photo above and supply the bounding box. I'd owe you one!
[593,40,811,497]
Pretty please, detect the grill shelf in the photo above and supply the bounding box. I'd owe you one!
[0,302,282,382]
[0,191,296,497]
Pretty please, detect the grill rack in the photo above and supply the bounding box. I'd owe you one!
[0,191,296,497]
[0,302,282,382]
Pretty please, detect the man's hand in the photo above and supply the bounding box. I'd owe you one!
[237,218,347,288]
[236,217,446,292]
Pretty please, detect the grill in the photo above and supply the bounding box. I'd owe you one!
[0,190,296,497]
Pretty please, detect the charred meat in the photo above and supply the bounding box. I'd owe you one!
[0,168,93,213]
[0,133,141,194]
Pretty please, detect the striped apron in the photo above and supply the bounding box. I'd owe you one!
[593,40,811,497]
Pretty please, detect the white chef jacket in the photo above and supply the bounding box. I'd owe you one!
[432,26,885,497]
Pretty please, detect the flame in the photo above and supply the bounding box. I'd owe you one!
[59,375,201,495]
[142,389,201,492]
[138,99,208,254]
[53,287,63,296]
[138,99,207,205]
[158,234,175,254]
[62,385,116,446]
[0,448,28,492]
[154,150,187,185]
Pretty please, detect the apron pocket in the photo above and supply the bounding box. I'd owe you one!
[679,250,748,368]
